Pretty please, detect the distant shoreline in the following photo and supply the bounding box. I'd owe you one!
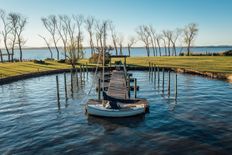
[4,45,231,50]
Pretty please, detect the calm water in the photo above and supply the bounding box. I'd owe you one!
[1,46,232,60]
[0,71,232,154]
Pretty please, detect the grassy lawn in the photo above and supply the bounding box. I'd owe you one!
[0,56,232,79]
[112,56,232,74]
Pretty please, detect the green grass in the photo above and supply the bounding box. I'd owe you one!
[0,56,232,79]
[112,56,232,74]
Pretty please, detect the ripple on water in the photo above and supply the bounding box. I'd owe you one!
[0,71,232,154]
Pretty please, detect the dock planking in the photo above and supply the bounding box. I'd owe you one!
[107,70,128,99]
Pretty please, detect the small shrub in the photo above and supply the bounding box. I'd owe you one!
[89,52,111,64]
[45,58,55,61]
[57,59,66,63]
[223,50,232,56]
[33,60,45,64]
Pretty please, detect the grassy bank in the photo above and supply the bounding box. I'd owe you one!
[0,56,232,80]
[113,56,232,74]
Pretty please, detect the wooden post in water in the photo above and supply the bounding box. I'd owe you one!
[70,69,73,97]
[157,66,160,89]
[80,65,82,83]
[175,73,178,100]
[148,62,151,80]
[151,63,153,80]
[162,68,165,94]
[127,75,130,99]
[168,70,171,97]
[98,78,101,100]
[134,78,137,98]
[56,75,60,110]
[86,62,88,78]
[64,73,68,101]
[154,65,156,86]
[75,68,79,87]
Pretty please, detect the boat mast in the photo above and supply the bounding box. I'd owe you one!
[102,21,107,98]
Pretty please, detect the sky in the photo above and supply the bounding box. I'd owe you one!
[0,0,232,47]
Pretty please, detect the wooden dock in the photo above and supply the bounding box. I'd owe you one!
[107,70,128,99]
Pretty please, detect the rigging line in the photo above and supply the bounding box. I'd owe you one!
[87,49,102,95]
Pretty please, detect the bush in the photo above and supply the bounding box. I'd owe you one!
[89,52,111,64]
[45,58,55,61]
[223,50,232,56]
[57,59,66,63]
[33,60,46,64]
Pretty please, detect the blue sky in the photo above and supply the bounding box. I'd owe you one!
[0,0,232,47]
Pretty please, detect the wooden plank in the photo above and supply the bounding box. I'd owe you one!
[107,70,128,99]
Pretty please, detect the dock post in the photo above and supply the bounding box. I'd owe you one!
[157,66,160,89]
[127,75,131,99]
[98,78,101,100]
[64,73,68,101]
[168,71,171,97]
[148,62,151,80]
[56,75,60,110]
[80,65,82,83]
[162,68,164,94]
[76,68,79,87]
[175,73,178,100]
[151,63,153,80]
[70,70,73,97]
[134,78,137,98]
[86,62,88,78]
[154,65,156,86]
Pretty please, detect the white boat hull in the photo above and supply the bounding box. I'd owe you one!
[86,104,145,117]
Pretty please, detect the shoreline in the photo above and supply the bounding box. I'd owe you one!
[0,66,231,85]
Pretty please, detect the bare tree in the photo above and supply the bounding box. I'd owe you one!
[0,9,11,61]
[109,22,119,55]
[0,38,3,62]
[136,25,150,57]
[117,34,124,55]
[41,15,60,60]
[73,14,84,59]
[127,36,136,56]
[156,35,162,56]
[8,13,18,62]
[85,16,95,56]
[163,30,172,56]
[147,25,157,56]
[184,23,198,56]
[160,35,167,56]
[169,28,182,56]
[57,15,69,59]
[14,14,27,62]
[38,35,53,59]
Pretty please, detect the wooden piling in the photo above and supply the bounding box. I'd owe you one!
[157,66,160,89]
[98,78,101,100]
[70,71,73,97]
[127,75,130,99]
[64,73,68,101]
[134,78,137,98]
[86,62,88,78]
[168,71,171,97]
[162,68,164,93]
[56,75,60,109]
[175,73,178,100]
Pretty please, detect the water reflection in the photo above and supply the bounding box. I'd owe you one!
[0,71,232,154]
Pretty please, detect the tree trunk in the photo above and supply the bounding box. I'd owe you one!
[120,45,123,55]
[4,40,10,62]
[19,43,23,62]
[113,41,118,55]
[0,49,3,62]
[127,45,131,57]
[187,42,191,56]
